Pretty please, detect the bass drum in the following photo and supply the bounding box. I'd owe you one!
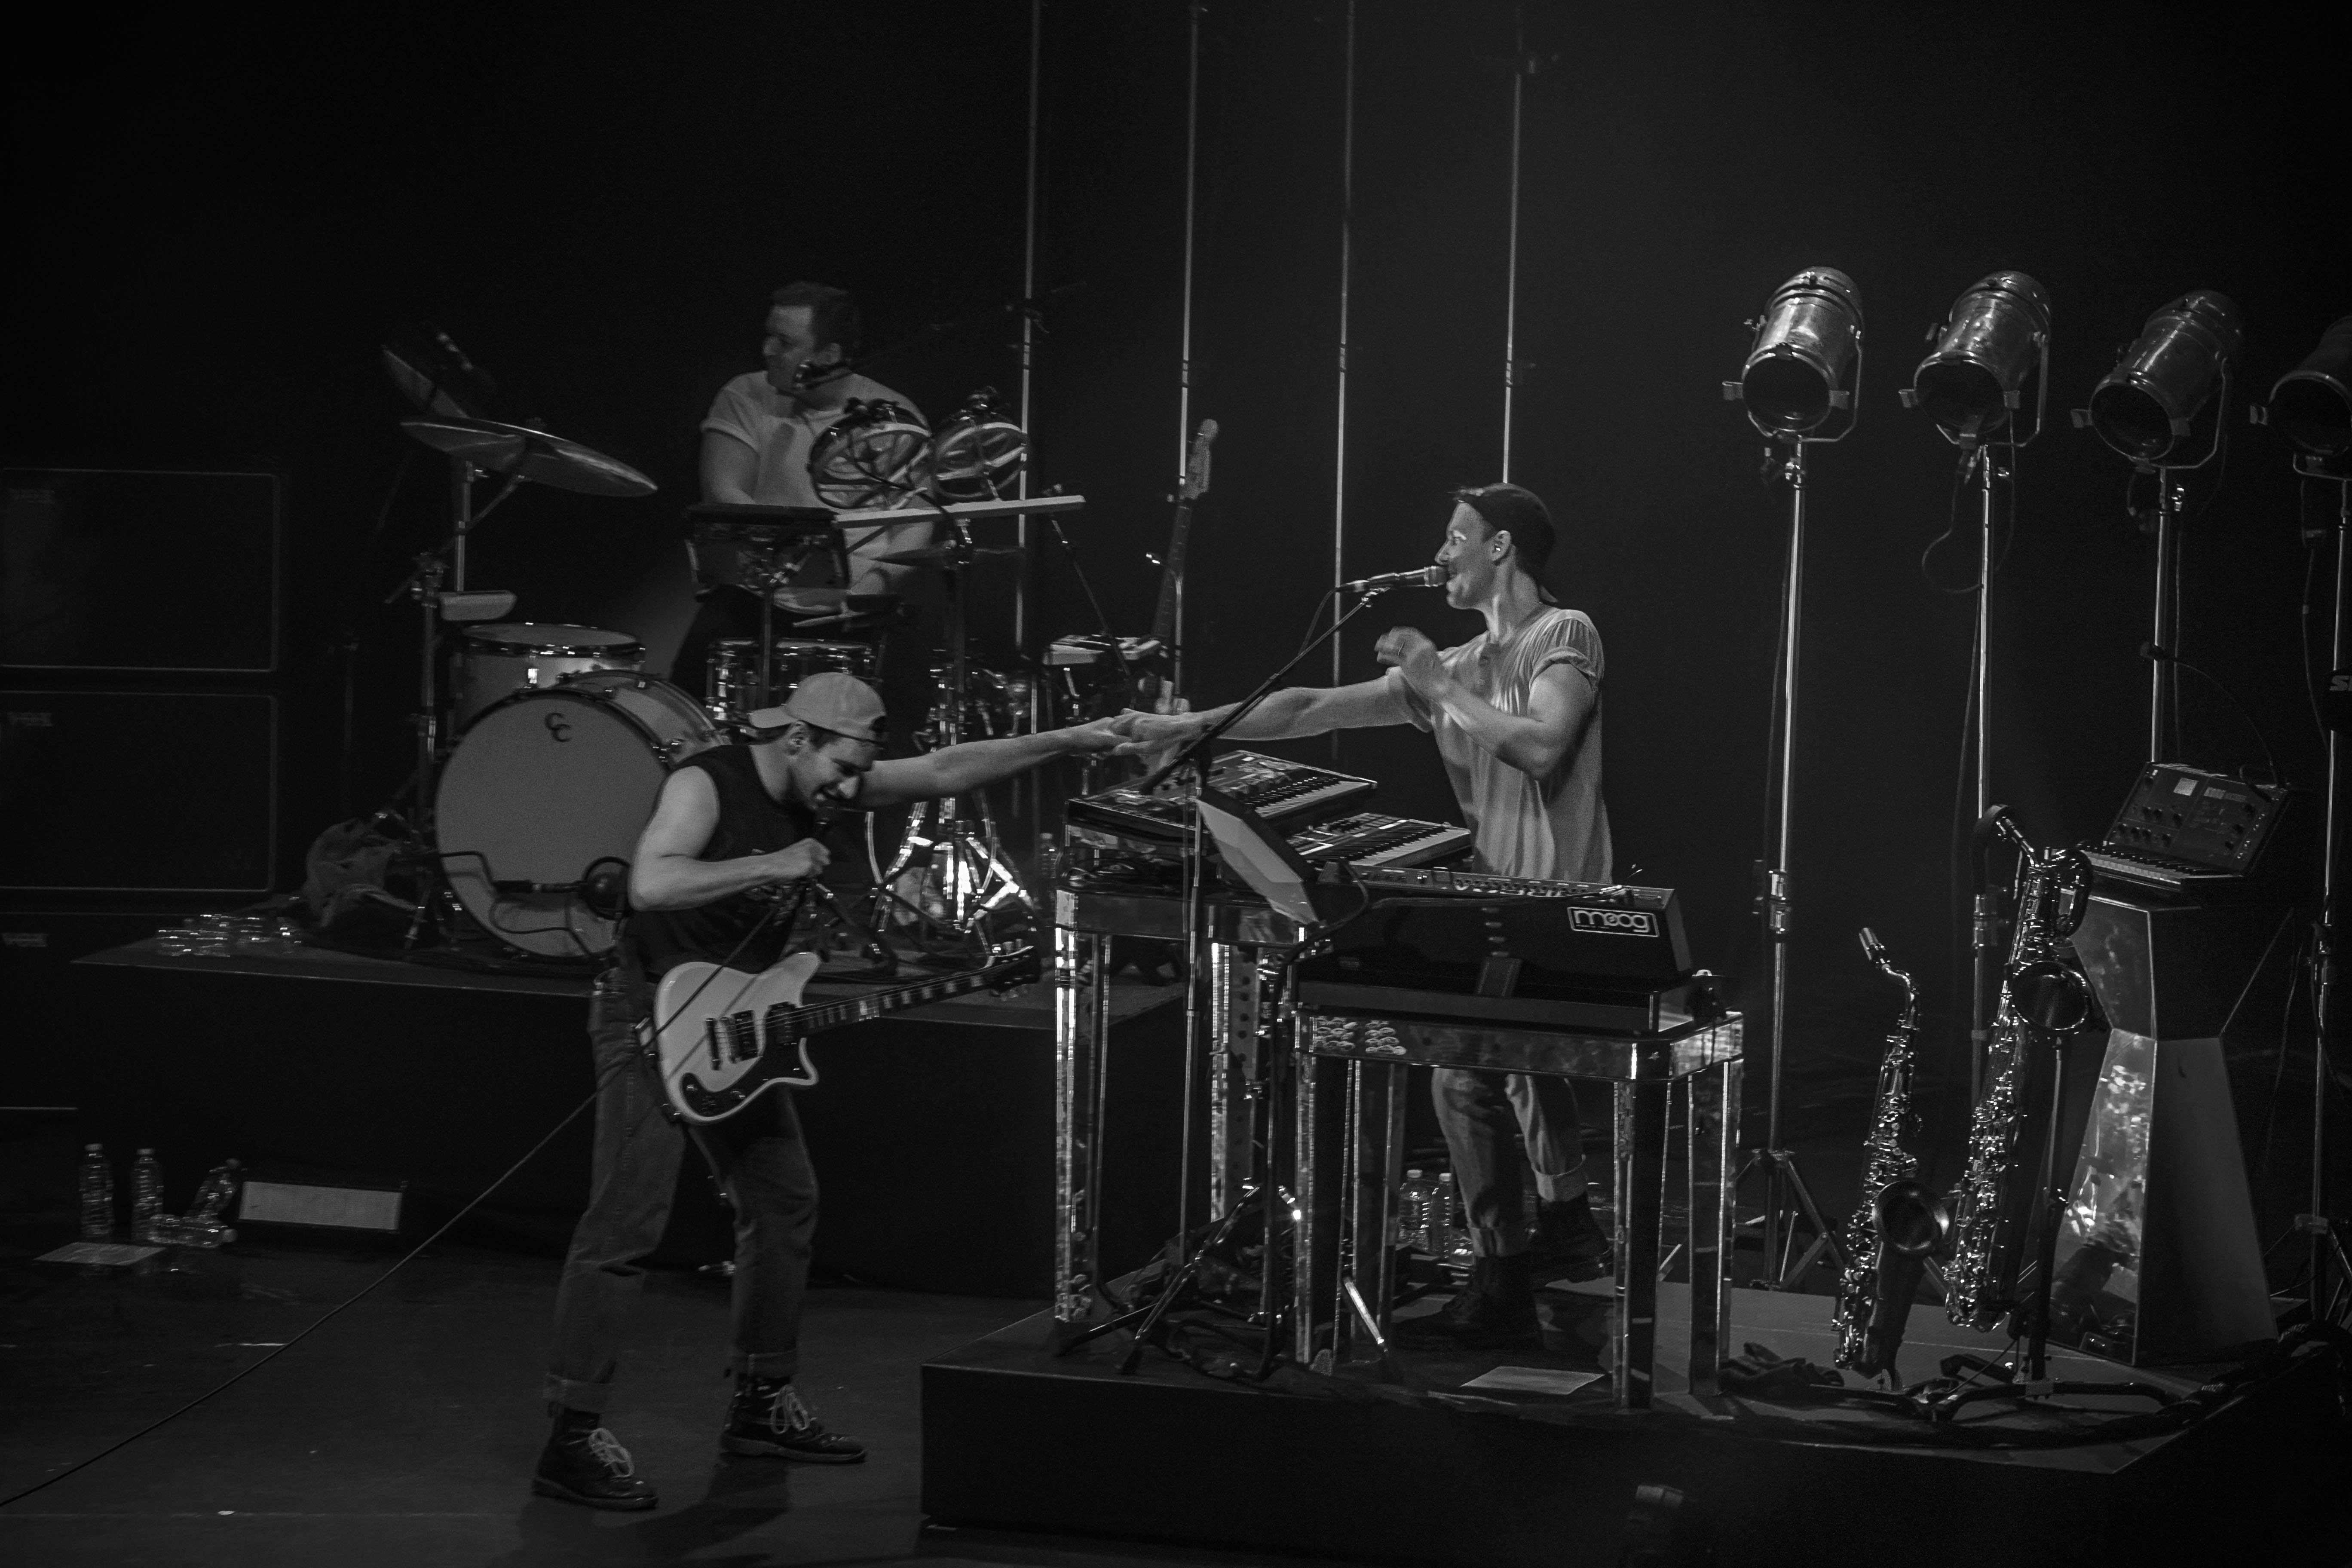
[434,673,718,959]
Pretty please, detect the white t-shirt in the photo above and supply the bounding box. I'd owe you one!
[1386,605,1611,884]
[701,371,928,596]
[700,371,922,508]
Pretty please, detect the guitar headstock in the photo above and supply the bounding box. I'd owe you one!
[1179,419,1217,503]
[987,944,1044,994]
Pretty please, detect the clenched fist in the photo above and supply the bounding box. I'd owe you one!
[765,840,831,884]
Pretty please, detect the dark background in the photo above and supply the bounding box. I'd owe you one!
[6,2,2343,1093]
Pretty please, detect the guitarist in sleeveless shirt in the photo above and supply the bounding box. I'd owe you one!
[537,673,1133,1510]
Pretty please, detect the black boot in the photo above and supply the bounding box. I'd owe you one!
[722,1375,867,1463]
[1525,1194,1612,1283]
[1392,1252,1540,1351]
[533,1408,658,1510]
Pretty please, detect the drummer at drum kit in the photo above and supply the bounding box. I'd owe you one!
[674,279,933,719]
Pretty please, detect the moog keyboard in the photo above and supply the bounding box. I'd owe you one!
[1066,750,1376,845]
[1295,877,1703,1034]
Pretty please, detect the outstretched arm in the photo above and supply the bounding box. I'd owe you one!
[1377,627,1594,778]
[1115,677,1409,755]
[860,717,1133,808]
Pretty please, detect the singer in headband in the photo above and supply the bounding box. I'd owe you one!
[675,281,931,709]
[536,674,1133,1510]
[1120,483,1614,1350]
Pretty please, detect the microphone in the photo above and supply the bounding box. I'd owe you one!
[1342,565,1446,594]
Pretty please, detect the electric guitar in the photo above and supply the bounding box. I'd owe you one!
[1133,419,1217,714]
[649,946,1039,1124]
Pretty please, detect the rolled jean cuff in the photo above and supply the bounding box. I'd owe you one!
[734,1349,799,1380]
[1470,1225,1530,1259]
[542,1372,612,1415]
[1533,1161,1588,1205]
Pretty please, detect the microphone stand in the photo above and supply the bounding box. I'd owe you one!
[1069,581,1412,1374]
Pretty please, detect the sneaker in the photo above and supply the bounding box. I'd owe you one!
[1525,1194,1613,1283]
[533,1412,658,1510]
[721,1376,867,1463]
[1390,1253,1540,1351]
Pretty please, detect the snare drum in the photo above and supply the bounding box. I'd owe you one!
[456,623,643,728]
[433,672,717,959]
[705,637,879,724]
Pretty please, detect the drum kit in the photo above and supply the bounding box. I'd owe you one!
[374,342,1083,967]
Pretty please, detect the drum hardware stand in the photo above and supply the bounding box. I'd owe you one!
[870,520,1037,950]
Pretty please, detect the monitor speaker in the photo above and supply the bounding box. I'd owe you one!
[1,468,282,674]
[0,689,279,893]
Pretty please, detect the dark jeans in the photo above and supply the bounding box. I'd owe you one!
[1433,1068,1590,1257]
[543,968,819,1411]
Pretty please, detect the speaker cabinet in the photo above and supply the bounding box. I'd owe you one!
[0,690,278,893]
[1,468,282,674]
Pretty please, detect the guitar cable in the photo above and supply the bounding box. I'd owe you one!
[0,873,815,1511]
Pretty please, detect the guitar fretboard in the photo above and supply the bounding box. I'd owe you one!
[769,960,1024,1036]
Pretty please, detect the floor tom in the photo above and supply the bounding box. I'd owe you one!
[456,623,643,728]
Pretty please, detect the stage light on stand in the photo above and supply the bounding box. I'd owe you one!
[2257,312,2352,472]
[929,387,1029,502]
[2074,289,2243,771]
[1721,266,1864,1292]
[2081,289,2243,465]
[1898,272,2052,1091]
[808,398,932,509]
[1723,266,1865,440]
[1901,270,2051,442]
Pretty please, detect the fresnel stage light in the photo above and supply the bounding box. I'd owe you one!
[2083,288,2244,466]
[1902,270,2051,443]
[1727,266,1865,439]
[2262,312,2352,471]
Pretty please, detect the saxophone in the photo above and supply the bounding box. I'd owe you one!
[1941,811,2093,1332]
[1832,928,1933,1376]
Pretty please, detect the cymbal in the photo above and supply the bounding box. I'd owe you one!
[871,543,1027,567]
[401,416,656,499]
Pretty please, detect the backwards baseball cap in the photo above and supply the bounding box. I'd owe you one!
[746,671,888,744]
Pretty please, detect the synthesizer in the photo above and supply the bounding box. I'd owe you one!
[2083,762,2298,894]
[1066,750,1376,845]
[1284,812,1471,870]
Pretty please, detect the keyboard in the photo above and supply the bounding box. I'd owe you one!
[1341,864,1678,910]
[2081,846,2243,891]
[1285,812,1472,870]
[1066,750,1376,844]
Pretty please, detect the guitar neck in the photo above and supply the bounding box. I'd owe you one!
[1148,501,1194,652]
[776,962,1017,1035]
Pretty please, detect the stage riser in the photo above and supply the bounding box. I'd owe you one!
[921,1329,2337,1568]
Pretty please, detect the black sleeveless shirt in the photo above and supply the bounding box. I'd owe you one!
[622,744,824,978]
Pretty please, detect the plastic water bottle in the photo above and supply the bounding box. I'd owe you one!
[188,1159,243,1225]
[78,1145,115,1240]
[131,1149,164,1243]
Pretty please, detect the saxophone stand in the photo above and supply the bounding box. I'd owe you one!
[1923,1020,2178,1419]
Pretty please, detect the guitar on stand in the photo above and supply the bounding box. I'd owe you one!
[1132,420,1218,717]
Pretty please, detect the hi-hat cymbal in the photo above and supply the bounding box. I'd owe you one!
[401,416,656,499]
[872,542,1027,567]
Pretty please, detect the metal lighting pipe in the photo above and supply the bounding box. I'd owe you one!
[1902,270,2052,1095]
[1015,0,1043,682]
[1499,7,1527,482]
[1170,0,1207,1255]
[1330,1,1357,697]
[2083,289,2244,764]
[1171,0,1203,696]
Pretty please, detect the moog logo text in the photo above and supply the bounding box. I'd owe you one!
[1571,908,1657,937]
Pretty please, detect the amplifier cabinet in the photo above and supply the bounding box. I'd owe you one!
[0,689,279,893]
[1,468,282,674]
